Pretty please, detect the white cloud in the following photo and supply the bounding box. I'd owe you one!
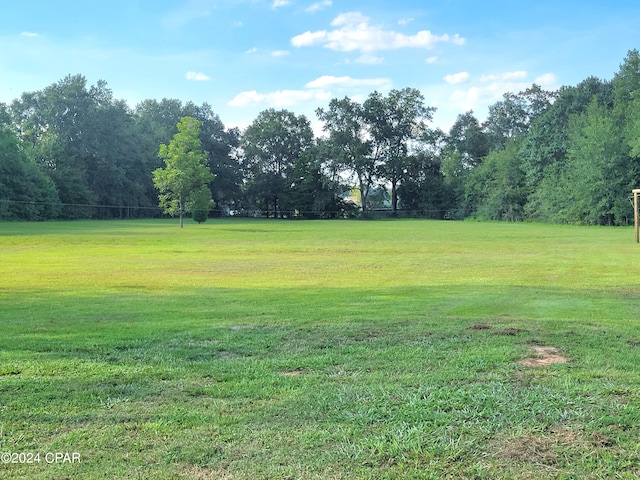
[304,75,391,89]
[272,0,291,8]
[426,56,438,64]
[229,75,392,109]
[444,72,470,85]
[20,31,39,38]
[451,34,465,46]
[448,70,558,115]
[306,0,331,13]
[450,87,482,111]
[228,90,262,107]
[185,71,210,81]
[271,50,290,57]
[291,11,465,53]
[228,88,331,108]
[398,17,414,26]
[245,47,258,54]
[534,73,557,87]
[292,30,326,47]
[480,71,527,82]
[330,11,367,27]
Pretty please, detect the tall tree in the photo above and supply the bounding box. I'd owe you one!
[442,112,487,218]
[284,146,350,218]
[528,100,628,225]
[521,77,613,193]
[464,139,526,221]
[0,104,60,220]
[363,88,435,214]
[134,99,240,215]
[629,96,640,163]
[613,49,640,190]
[241,109,314,217]
[153,117,214,227]
[317,97,374,213]
[11,75,152,218]
[484,85,556,149]
[397,148,452,219]
[446,111,488,168]
[613,49,640,121]
[11,75,96,218]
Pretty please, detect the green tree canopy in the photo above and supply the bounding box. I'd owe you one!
[241,108,314,217]
[152,116,214,227]
[317,97,374,213]
[363,88,435,214]
[0,104,60,220]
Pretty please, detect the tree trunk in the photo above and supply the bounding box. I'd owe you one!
[358,175,367,213]
[179,196,184,228]
[391,178,398,216]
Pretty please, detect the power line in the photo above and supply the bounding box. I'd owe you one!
[0,198,163,211]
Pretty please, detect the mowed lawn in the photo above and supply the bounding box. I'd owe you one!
[1,218,640,479]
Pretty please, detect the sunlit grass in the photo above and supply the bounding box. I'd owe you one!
[1,219,640,478]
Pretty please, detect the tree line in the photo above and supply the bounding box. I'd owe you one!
[1,49,639,225]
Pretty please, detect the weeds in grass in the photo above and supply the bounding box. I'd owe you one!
[1,219,640,478]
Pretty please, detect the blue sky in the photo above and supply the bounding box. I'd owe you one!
[1,0,639,133]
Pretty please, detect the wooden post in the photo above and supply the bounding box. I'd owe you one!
[634,189,640,243]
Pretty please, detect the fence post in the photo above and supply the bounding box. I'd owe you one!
[634,189,640,243]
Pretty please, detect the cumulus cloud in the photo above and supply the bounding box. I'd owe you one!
[272,0,291,8]
[304,75,391,89]
[228,88,331,108]
[450,87,482,111]
[534,73,557,87]
[306,0,331,13]
[444,72,470,85]
[448,70,558,113]
[480,71,527,82]
[229,75,392,108]
[185,71,210,81]
[291,11,465,53]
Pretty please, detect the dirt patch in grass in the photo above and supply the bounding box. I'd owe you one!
[591,431,615,447]
[492,426,581,466]
[495,435,560,466]
[492,426,619,473]
[467,323,492,330]
[520,346,567,367]
[178,464,234,479]
[495,327,527,336]
[278,369,304,376]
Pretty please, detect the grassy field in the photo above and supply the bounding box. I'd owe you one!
[1,218,640,479]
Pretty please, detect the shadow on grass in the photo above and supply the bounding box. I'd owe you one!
[2,284,640,478]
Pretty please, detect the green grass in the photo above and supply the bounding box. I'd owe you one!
[1,218,640,479]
